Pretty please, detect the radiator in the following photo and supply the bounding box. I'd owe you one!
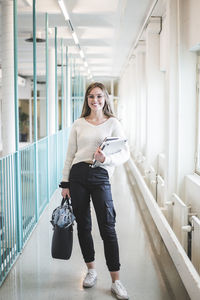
[135,152,146,177]
[172,193,189,252]
[191,216,200,274]
[157,153,165,179]
[157,175,165,207]
[128,158,200,300]
[148,166,157,199]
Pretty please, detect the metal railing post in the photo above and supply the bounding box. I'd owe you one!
[55,27,58,185]
[66,46,68,127]
[46,13,50,202]
[13,0,22,252]
[61,39,64,130]
[33,0,38,221]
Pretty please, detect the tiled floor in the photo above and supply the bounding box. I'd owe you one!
[0,165,190,300]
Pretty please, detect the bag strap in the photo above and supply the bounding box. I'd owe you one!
[61,196,71,207]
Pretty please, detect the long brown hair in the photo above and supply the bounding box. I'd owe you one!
[80,82,115,118]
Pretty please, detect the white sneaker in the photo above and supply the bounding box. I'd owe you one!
[83,269,97,288]
[111,280,129,299]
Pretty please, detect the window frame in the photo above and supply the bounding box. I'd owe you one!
[195,55,200,175]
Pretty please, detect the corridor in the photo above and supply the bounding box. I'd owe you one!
[0,165,189,300]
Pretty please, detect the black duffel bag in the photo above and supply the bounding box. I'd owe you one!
[50,196,75,260]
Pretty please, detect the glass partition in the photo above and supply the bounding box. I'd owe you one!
[0,4,2,154]
[18,3,33,144]
[36,13,47,140]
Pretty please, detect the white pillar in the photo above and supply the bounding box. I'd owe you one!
[176,0,196,198]
[165,0,179,199]
[63,64,67,128]
[135,41,146,154]
[110,79,114,112]
[67,64,71,127]
[1,0,15,155]
[0,98,2,152]
[145,18,165,170]
[48,47,55,135]
[29,97,32,143]
[39,86,46,138]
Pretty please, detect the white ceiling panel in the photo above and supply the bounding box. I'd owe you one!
[83,46,112,55]
[0,0,163,79]
[87,58,112,65]
[71,0,119,14]
[78,27,115,40]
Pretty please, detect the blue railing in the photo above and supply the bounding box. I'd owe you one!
[0,154,18,283]
[0,128,69,286]
[49,134,58,197]
[20,144,36,244]
[38,138,48,216]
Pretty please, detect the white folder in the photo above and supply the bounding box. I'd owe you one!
[91,136,127,168]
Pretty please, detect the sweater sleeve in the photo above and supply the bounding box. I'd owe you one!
[100,119,130,167]
[62,123,77,182]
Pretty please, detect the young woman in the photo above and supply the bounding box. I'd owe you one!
[60,82,130,300]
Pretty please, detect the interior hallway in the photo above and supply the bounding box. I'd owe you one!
[0,165,190,300]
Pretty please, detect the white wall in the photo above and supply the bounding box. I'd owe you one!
[119,0,200,286]
[119,57,137,151]
[184,0,200,51]
[177,0,197,198]
[145,18,165,170]
[119,0,199,207]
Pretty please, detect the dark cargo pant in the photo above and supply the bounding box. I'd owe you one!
[69,162,120,272]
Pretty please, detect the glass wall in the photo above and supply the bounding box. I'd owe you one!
[18,3,33,144]
[0,4,2,154]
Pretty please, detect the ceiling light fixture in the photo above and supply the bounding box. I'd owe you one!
[79,50,84,59]
[58,0,70,21]
[72,32,79,45]
[58,0,92,77]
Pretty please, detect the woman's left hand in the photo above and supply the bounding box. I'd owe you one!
[94,147,106,163]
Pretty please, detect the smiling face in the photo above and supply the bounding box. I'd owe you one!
[87,87,105,112]
[81,82,115,118]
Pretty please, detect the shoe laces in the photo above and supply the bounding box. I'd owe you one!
[86,270,96,280]
[115,280,127,294]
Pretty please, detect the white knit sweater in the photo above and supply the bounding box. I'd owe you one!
[62,117,130,182]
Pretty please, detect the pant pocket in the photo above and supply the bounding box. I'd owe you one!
[105,202,116,224]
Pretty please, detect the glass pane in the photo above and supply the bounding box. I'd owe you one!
[18,3,33,144]
[36,13,47,139]
[0,4,2,153]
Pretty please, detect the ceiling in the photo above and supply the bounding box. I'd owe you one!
[0,0,164,80]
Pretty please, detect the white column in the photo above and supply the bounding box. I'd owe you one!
[176,0,196,198]
[129,58,137,151]
[29,97,32,143]
[165,0,179,199]
[135,41,146,154]
[0,98,2,152]
[145,17,165,170]
[110,78,114,112]
[63,63,67,128]
[39,86,46,138]
[48,47,55,135]
[67,64,71,127]
[1,0,15,156]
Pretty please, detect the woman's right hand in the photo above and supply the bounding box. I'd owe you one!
[61,188,70,199]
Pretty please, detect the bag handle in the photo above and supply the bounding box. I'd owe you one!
[61,196,71,207]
